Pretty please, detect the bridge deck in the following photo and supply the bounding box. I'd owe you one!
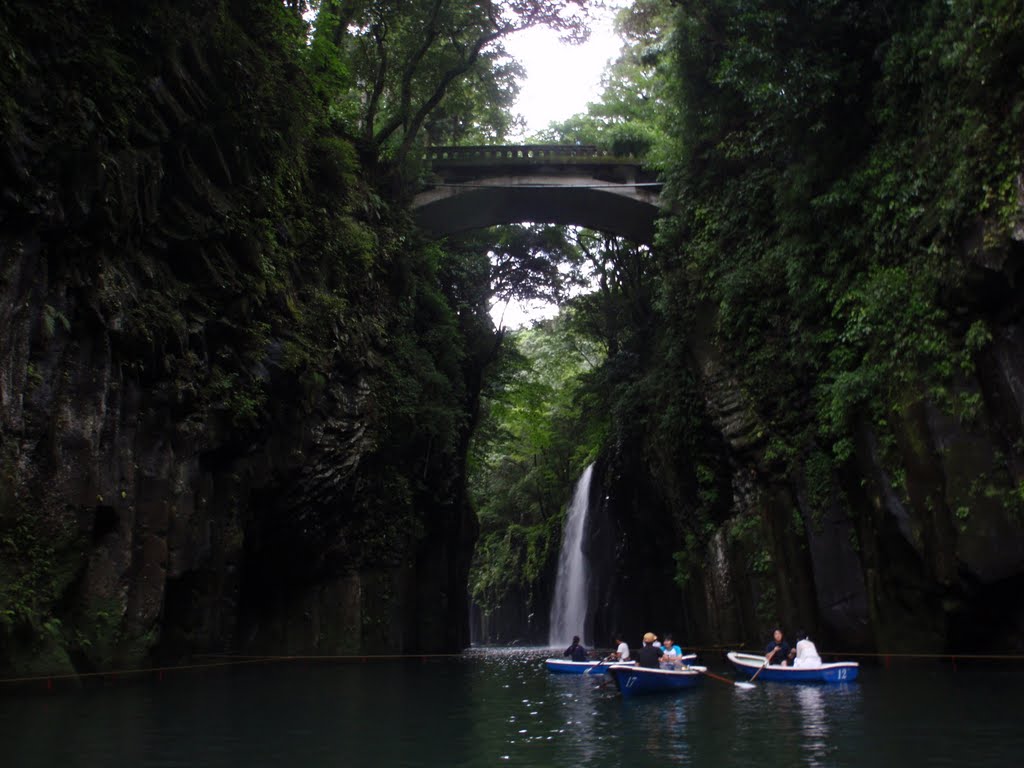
[414,145,661,243]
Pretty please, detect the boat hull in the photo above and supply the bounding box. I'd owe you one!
[544,659,635,674]
[727,652,859,683]
[608,664,705,697]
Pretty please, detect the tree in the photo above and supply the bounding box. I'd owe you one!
[561,231,655,358]
[313,0,591,170]
[533,0,673,158]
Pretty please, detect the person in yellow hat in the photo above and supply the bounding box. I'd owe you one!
[635,632,664,669]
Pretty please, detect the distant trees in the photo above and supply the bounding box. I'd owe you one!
[307,0,591,169]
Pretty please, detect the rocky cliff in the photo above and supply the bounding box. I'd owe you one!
[588,233,1024,654]
[0,1,483,676]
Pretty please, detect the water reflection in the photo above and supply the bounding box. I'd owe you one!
[796,686,828,765]
[541,669,601,762]
[641,695,693,762]
[5,650,1024,767]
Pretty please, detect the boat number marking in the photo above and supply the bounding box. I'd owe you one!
[837,669,847,680]
[626,676,637,688]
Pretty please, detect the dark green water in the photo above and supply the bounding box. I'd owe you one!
[3,648,1023,767]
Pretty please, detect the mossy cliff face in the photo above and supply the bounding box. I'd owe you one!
[575,0,1024,655]
[0,1,482,675]
[586,295,1024,652]
[589,206,1024,655]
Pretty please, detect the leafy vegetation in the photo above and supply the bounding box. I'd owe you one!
[658,0,1023,477]
[468,313,604,617]
[302,0,590,170]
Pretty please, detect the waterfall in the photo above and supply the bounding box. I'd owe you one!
[548,463,594,647]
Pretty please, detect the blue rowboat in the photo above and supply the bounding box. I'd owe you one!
[544,659,635,674]
[727,651,859,683]
[607,664,705,697]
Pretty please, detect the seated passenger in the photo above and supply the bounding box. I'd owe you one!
[792,630,822,668]
[660,634,683,668]
[635,632,664,669]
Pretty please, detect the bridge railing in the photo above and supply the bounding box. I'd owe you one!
[424,145,637,163]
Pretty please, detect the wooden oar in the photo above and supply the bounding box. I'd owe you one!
[590,655,623,689]
[747,659,769,684]
[685,664,756,690]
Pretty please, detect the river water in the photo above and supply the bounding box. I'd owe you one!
[3,647,1023,767]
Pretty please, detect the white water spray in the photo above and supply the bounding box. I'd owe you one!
[548,464,594,647]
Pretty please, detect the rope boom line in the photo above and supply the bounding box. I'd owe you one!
[4,648,1022,688]
[0,652,464,687]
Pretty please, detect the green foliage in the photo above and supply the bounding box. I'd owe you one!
[422,52,527,145]
[468,315,605,611]
[803,449,835,530]
[656,0,1024,482]
[672,535,700,589]
[607,121,661,157]
[452,225,582,307]
[0,466,83,641]
[311,136,360,193]
[313,0,589,169]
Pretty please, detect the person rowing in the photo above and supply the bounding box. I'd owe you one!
[605,634,630,662]
[765,627,795,666]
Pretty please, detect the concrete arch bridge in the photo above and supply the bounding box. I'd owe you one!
[412,145,662,244]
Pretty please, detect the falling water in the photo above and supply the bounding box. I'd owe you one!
[548,463,594,647]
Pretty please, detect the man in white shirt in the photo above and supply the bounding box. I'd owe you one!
[611,634,630,661]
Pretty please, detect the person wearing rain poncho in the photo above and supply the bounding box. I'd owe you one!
[791,630,822,668]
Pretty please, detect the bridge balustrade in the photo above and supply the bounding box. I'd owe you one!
[424,145,636,164]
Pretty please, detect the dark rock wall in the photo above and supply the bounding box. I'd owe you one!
[588,456,688,649]
[0,1,482,676]
[589,249,1024,654]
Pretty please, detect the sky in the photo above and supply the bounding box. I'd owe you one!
[489,2,628,328]
[503,3,628,137]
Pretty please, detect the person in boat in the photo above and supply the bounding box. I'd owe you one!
[564,636,588,662]
[607,634,630,662]
[791,629,822,668]
[635,632,664,669]
[765,628,795,666]
[660,634,683,668]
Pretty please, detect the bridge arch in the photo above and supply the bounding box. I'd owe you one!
[412,146,662,244]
